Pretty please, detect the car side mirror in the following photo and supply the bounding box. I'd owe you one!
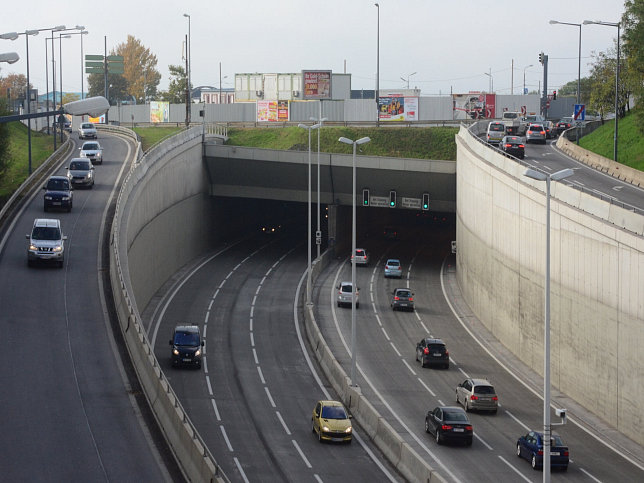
[457,383,462,387]
[201,341,205,347]
[348,415,353,419]
[63,236,68,240]
[25,234,30,239]
[169,340,173,346]
[42,186,47,190]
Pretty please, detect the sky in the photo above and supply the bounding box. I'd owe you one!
[1,0,627,98]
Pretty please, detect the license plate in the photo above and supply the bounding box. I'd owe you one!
[53,202,61,205]
[433,353,442,356]
[182,358,192,362]
[453,428,464,432]
[550,451,560,456]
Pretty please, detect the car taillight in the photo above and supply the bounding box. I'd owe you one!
[538,449,544,456]
[527,130,533,134]
[470,395,479,401]
[408,297,413,302]
[385,265,389,269]
[518,144,524,148]
[540,130,545,135]
[445,350,449,356]
[465,425,473,431]
[563,450,569,456]
[423,348,429,355]
[504,143,511,148]
[394,296,400,301]
[441,425,453,431]
[492,396,498,401]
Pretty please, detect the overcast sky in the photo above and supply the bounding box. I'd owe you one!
[1,0,626,97]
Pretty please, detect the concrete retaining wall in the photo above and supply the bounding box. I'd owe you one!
[455,125,644,445]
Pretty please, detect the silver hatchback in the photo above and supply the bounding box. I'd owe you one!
[336,281,359,308]
[525,123,547,144]
[455,378,498,413]
[384,259,402,278]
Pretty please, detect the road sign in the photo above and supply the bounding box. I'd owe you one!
[85,67,104,74]
[85,61,104,68]
[107,55,124,62]
[369,196,389,207]
[108,64,124,74]
[85,54,104,61]
[574,104,586,121]
[401,197,421,209]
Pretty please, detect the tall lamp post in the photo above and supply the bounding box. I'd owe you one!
[183,13,191,127]
[58,32,72,143]
[400,71,417,89]
[484,69,493,93]
[583,20,620,162]
[298,123,321,305]
[523,64,533,95]
[375,2,380,126]
[310,113,328,260]
[338,135,371,387]
[549,20,581,144]
[76,26,88,99]
[524,167,573,483]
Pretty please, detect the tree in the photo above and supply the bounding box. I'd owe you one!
[622,0,644,133]
[87,72,128,105]
[557,77,592,105]
[62,93,80,104]
[157,65,187,104]
[0,97,9,179]
[114,35,161,104]
[0,73,29,102]
[588,48,620,119]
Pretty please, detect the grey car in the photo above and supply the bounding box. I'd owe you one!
[455,378,498,413]
[337,281,359,308]
[78,122,97,139]
[525,123,547,144]
[391,288,414,311]
[26,218,67,267]
[67,158,95,188]
[384,259,402,278]
[79,141,103,164]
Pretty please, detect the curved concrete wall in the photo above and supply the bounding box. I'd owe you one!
[455,126,644,445]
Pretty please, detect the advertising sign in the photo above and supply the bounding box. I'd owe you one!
[303,70,331,99]
[485,94,496,119]
[89,114,106,124]
[150,101,169,123]
[378,96,418,121]
[452,93,485,120]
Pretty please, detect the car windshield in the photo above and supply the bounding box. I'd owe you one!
[443,410,468,421]
[173,331,200,346]
[355,250,366,257]
[70,161,90,170]
[341,285,353,293]
[387,260,400,266]
[530,125,543,131]
[474,385,495,395]
[47,179,69,190]
[321,405,347,419]
[83,143,99,150]
[506,137,520,143]
[490,124,504,132]
[32,227,61,240]
[81,124,93,129]
[504,113,519,119]
[396,290,411,297]
[428,344,445,351]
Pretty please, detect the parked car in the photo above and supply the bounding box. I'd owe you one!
[416,337,449,369]
[169,325,204,368]
[351,248,369,266]
[26,218,67,267]
[517,431,569,471]
[425,406,473,446]
[311,400,352,443]
[337,281,359,308]
[486,121,505,145]
[78,121,97,139]
[79,141,103,165]
[525,123,547,144]
[500,135,525,159]
[455,378,498,413]
[555,117,574,135]
[43,176,73,212]
[384,258,402,278]
[67,158,95,188]
[391,287,414,311]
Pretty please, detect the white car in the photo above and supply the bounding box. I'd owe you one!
[26,218,67,267]
[78,122,97,139]
[337,281,359,308]
[351,248,369,266]
[486,121,505,145]
[79,141,103,164]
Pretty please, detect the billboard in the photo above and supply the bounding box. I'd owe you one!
[303,70,331,99]
[257,100,289,122]
[150,101,169,123]
[453,93,486,120]
[378,95,418,121]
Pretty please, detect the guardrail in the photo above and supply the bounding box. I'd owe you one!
[108,126,230,482]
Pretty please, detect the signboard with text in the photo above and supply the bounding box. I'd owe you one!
[257,100,289,122]
[378,95,418,121]
[302,70,331,99]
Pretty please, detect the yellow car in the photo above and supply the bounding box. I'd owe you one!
[311,400,352,443]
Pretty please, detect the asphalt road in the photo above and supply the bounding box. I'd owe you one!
[0,132,175,481]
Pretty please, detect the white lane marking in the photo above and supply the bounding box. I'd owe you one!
[203,323,208,338]
[252,348,258,364]
[314,474,323,483]
[389,342,401,357]
[419,321,429,332]
[218,281,225,289]
[208,299,214,311]
[276,411,291,435]
[255,285,262,295]
[505,410,531,432]
[458,367,469,378]
[250,306,254,318]
[260,276,266,285]
[579,467,603,482]
[402,359,417,375]
[418,378,436,397]
[449,355,458,366]
[474,432,493,450]
[233,457,250,483]
[225,270,234,280]
[380,327,390,341]
[234,263,242,271]
[206,375,213,396]
[437,399,445,406]
[211,399,221,421]
[252,295,257,306]
[265,387,276,408]
[292,440,312,468]
[497,456,531,482]
[202,357,208,374]
[250,333,255,348]
[220,425,233,451]
[241,256,251,264]
[257,366,266,384]
[249,317,253,332]
[213,288,219,299]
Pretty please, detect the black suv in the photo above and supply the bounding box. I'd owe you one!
[416,337,450,369]
[169,325,204,368]
[43,176,73,212]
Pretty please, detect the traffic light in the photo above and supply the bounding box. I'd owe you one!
[553,90,557,100]
[389,190,396,208]
[538,52,544,65]
[362,188,369,206]
[422,193,430,211]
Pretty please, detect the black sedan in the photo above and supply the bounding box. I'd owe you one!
[416,337,449,369]
[43,175,73,212]
[500,136,525,159]
[425,406,473,446]
[516,431,569,471]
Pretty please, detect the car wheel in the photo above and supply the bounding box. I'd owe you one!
[464,399,470,412]
[531,454,539,470]
[491,409,498,415]
[337,302,341,307]
[455,391,460,404]
[311,419,315,433]
[435,429,442,445]
[318,428,322,443]
[516,444,522,457]
[444,363,449,369]
[67,203,72,212]
[561,465,568,472]
[421,358,426,368]
[415,351,418,362]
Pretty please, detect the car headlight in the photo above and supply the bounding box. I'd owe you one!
[173,348,179,356]
[322,425,330,432]
[195,349,201,357]
[345,426,352,433]
[29,244,37,251]
[44,195,52,200]
[53,245,62,252]
[62,196,69,201]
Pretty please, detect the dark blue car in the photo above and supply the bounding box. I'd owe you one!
[43,176,73,212]
[516,430,569,471]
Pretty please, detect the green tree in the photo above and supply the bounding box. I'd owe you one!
[114,35,161,103]
[157,64,187,104]
[557,77,593,104]
[0,73,29,105]
[622,0,644,133]
[87,72,128,105]
[62,92,80,104]
[0,97,9,178]
[588,46,630,120]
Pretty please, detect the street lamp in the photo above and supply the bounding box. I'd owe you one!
[375,2,379,126]
[298,123,321,305]
[400,71,417,89]
[0,52,19,63]
[484,69,493,92]
[523,167,574,483]
[58,33,72,142]
[583,20,620,162]
[184,13,191,126]
[310,114,327,260]
[75,26,88,99]
[523,64,533,95]
[338,135,371,387]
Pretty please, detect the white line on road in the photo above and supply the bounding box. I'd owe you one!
[505,410,531,432]
[206,375,213,396]
[474,432,493,450]
[292,439,312,468]
[276,411,291,435]
[257,366,266,384]
[211,398,221,421]
[497,456,531,482]
[220,425,233,451]
[389,342,401,357]
[579,467,603,482]
[234,457,250,483]
[265,387,276,408]
[418,378,436,397]
[402,359,417,375]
